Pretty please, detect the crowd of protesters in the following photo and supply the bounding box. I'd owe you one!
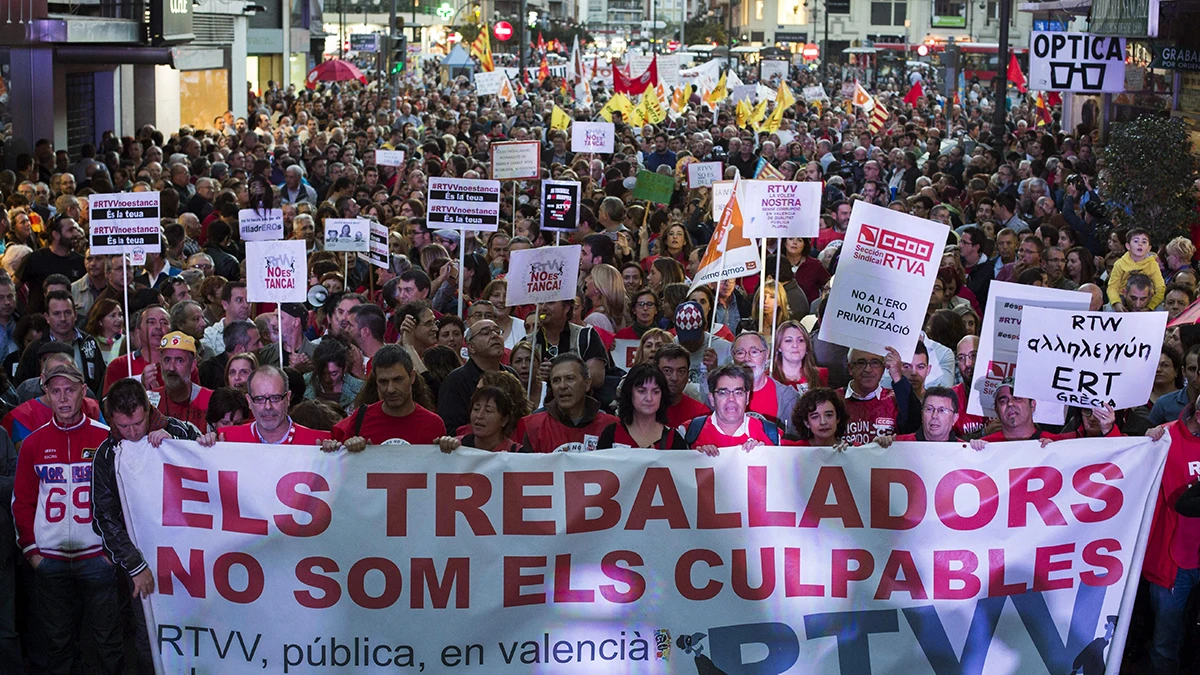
[0,55,1196,674]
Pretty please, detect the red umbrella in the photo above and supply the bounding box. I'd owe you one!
[305,60,367,89]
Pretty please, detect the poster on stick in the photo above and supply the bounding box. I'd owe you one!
[740,181,822,238]
[474,70,506,95]
[238,208,284,242]
[571,121,615,154]
[969,281,1092,423]
[506,245,581,306]
[540,180,581,232]
[427,177,502,232]
[88,192,161,255]
[118,438,1167,675]
[1015,307,1166,410]
[711,180,736,220]
[1029,31,1126,92]
[358,219,390,269]
[490,141,541,180]
[246,240,306,303]
[686,161,723,189]
[818,201,948,360]
[374,149,406,167]
[323,218,370,252]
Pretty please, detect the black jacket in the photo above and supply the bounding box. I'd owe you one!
[91,415,199,575]
[0,428,17,566]
[15,331,107,396]
[964,257,994,307]
[437,358,516,433]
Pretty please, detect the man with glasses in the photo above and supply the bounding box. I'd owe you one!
[437,320,514,433]
[731,332,799,437]
[684,364,780,452]
[878,387,963,444]
[219,365,332,445]
[952,336,987,438]
[838,347,916,446]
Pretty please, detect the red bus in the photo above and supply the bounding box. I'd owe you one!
[874,42,1030,82]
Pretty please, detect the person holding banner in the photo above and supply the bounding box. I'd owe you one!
[515,354,617,454]
[838,347,917,446]
[332,345,446,446]
[971,378,1118,447]
[683,364,781,453]
[433,386,522,453]
[787,387,849,449]
[218,365,333,445]
[597,364,687,450]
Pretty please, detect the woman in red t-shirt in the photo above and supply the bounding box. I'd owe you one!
[435,386,521,453]
[772,320,828,395]
[785,387,849,450]
[598,364,687,449]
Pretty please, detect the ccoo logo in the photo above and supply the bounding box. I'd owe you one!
[858,225,934,261]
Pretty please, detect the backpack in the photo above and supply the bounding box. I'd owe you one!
[683,413,779,447]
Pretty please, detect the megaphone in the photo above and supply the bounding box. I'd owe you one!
[307,284,329,308]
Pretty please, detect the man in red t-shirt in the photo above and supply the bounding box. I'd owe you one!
[837,347,916,446]
[333,344,446,445]
[152,332,212,430]
[514,354,617,453]
[655,345,709,432]
[732,332,799,437]
[685,364,779,453]
[103,306,171,394]
[219,365,333,445]
[952,335,987,438]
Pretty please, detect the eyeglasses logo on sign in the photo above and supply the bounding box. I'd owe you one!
[855,224,932,274]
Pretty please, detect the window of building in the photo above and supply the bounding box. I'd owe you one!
[828,0,850,13]
[777,0,806,25]
[987,1,1015,23]
[65,73,95,159]
[870,0,905,26]
[933,0,966,27]
[756,0,764,20]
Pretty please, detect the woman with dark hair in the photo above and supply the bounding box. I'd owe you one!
[788,387,849,449]
[598,364,687,449]
[304,336,364,414]
[1151,346,1184,407]
[461,252,491,301]
[85,298,125,363]
[205,386,251,432]
[434,386,521,452]
[776,237,829,303]
[924,310,966,360]
[421,345,461,400]
[4,313,45,380]
[247,174,274,214]
[649,257,685,294]
[1065,245,1098,287]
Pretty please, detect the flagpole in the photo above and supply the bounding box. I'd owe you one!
[122,254,132,378]
[770,237,782,373]
[758,237,767,333]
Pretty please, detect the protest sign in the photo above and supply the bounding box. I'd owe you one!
[358,219,389,269]
[802,85,829,101]
[238,208,284,242]
[323,218,370,252]
[632,170,675,205]
[119,437,1165,675]
[490,141,541,181]
[818,201,948,360]
[969,281,1092,423]
[711,180,735,220]
[730,84,756,103]
[741,181,822,239]
[506,245,581,306]
[245,240,306,303]
[539,180,581,232]
[426,177,502,232]
[760,59,789,85]
[1029,31,1127,92]
[88,192,161,255]
[686,161,722,189]
[571,121,615,154]
[1015,307,1166,410]
[656,53,680,88]
[690,182,759,292]
[374,149,405,167]
[474,70,506,95]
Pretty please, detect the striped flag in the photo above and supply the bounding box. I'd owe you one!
[868,98,889,133]
[470,25,494,72]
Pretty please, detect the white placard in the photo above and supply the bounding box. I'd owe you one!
[711,180,735,220]
[374,149,406,167]
[968,281,1092,424]
[324,217,370,252]
[730,84,756,103]
[358,219,390,269]
[426,177,502,232]
[505,245,581,306]
[571,121,615,154]
[818,201,949,360]
[246,240,306,303]
[490,141,541,181]
[473,70,506,95]
[1015,307,1166,410]
[740,181,822,238]
[1029,31,1127,93]
[238,208,284,242]
[760,60,789,85]
[802,85,829,101]
[687,161,723,189]
[627,53,654,81]
[88,192,161,255]
[657,53,680,88]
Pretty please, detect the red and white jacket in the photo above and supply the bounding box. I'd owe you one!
[12,416,111,561]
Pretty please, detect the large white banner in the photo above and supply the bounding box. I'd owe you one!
[818,201,949,360]
[1029,32,1127,93]
[246,240,306,303]
[1015,307,1166,410]
[426,177,502,232]
[969,281,1092,423]
[741,180,822,238]
[117,437,1166,675]
[506,245,581,306]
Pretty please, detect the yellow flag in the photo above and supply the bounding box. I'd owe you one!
[703,73,728,110]
[736,99,752,129]
[775,82,796,112]
[760,83,796,134]
[599,93,634,122]
[628,99,646,127]
[671,86,689,113]
[642,86,667,124]
[748,98,768,127]
[551,105,572,130]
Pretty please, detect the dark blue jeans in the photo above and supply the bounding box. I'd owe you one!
[1148,566,1200,675]
[33,555,124,675]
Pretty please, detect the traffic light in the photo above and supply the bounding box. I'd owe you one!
[391,35,408,73]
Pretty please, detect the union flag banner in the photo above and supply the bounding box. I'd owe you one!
[690,177,760,292]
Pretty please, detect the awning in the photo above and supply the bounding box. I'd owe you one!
[1017,0,1092,15]
[54,44,225,70]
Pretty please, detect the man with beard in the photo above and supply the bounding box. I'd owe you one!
[952,335,987,438]
[971,378,1117,445]
[20,215,86,314]
[514,353,617,453]
[151,332,212,429]
[259,303,316,369]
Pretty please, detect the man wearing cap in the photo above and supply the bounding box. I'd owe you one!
[102,305,173,395]
[437,320,515,433]
[11,361,122,673]
[220,365,333,445]
[15,289,106,396]
[671,301,731,397]
[13,342,98,404]
[2,351,104,444]
[152,331,212,429]
[258,303,316,368]
[972,377,1117,445]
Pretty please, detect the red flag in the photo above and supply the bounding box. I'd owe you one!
[613,55,657,95]
[1047,91,1062,106]
[1008,53,1027,93]
[903,80,923,106]
[538,55,550,82]
[537,32,546,51]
